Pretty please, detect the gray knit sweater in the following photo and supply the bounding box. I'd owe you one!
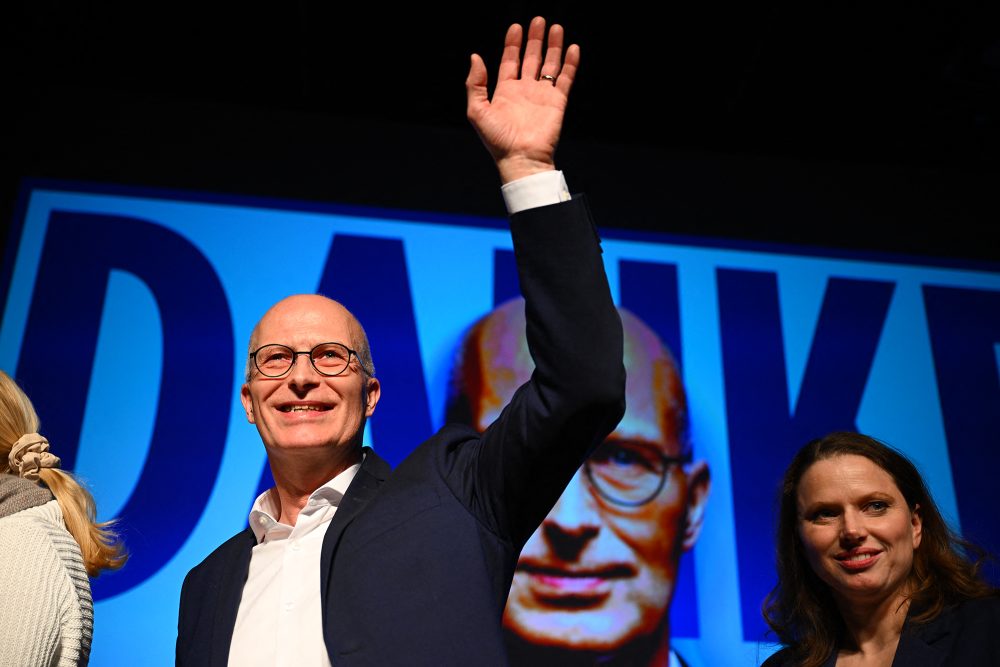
[0,474,94,666]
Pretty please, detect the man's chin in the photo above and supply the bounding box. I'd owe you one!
[263,436,347,457]
[267,439,332,450]
[504,607,639,653]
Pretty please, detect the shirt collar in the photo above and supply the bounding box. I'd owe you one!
[247,460,362,543]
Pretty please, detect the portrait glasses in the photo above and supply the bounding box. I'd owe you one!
[585,440,691,507]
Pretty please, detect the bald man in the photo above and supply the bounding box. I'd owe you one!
[446,297,711,667]
[176,18,626,667]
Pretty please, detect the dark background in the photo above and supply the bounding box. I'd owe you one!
[5,2,1000,265]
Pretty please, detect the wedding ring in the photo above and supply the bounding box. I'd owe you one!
[540,74,556,86]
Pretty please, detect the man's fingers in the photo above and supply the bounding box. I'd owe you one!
[555,43,580,95]
[465,53,489,112]
[496,23,523,83]
[496,17,572,84]
[538,23,564,80]
[520,16,547,80]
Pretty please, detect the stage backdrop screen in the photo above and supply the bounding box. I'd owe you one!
[2,181,998,666]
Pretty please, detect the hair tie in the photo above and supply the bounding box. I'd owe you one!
[9,433,61,482]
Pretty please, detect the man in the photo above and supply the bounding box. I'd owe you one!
[176,17,626,667]
[445,297,711,667]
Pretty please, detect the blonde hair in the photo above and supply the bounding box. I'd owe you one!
[0,370,128,576]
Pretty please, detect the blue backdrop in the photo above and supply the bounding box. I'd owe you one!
[2,181,998,666]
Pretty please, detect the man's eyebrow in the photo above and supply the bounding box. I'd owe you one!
[256,340,350,347]
[598,436,687,457]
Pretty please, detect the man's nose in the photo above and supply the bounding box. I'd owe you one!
[541,468,601,559]
[287,353,321,388]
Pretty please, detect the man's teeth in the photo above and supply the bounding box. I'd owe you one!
[282,405,323,412]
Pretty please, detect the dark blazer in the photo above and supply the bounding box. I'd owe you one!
[761,596,1000,666]
[176,197,627,667]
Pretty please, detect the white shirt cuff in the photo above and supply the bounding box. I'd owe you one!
[501,170,571,214]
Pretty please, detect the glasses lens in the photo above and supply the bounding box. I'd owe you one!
[587,441,670,506]
[255,344,294,377]
[311,343,352,376]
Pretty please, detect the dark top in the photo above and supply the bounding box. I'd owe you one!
[761,596,1000,666]
[175,196,627,667]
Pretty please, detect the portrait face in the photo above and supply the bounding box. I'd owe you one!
[796,454,922,609]
[461,303,709,654]
[240,295,379,463]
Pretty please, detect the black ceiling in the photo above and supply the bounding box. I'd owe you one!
[11,3,998,165]
[6,3,1000,260]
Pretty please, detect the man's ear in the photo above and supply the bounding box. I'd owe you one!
[240,384,255,424]
[682,460,711,551]
[365,377,381,417]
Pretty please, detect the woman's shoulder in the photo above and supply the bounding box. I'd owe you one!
[915,593,1000,627]
[906,595,1000,643]
[0,499,65,540]
[759,644,836,667]
[947,594,1000,624]
[0,500,86,582]
[899,594,1000,662]
[0,502,75,589]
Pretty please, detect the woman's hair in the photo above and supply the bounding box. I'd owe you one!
[0,370,128,576]
[762,430,997,667]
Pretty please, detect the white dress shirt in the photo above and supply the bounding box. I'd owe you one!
[502,169,571,214]
[227,170,570,665]
[228,463,360,667]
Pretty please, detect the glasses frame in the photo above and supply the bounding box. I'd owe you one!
[584,447,692,507]
[250,341,368,378]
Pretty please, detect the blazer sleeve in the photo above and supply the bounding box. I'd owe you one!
[451,195,626,548]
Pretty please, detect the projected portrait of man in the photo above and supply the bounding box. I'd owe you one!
[445,296,711,667]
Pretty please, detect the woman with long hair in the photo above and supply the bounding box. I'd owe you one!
[762,431,1000,666]
[0,370,128,666]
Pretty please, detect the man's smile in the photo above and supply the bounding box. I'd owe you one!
[277,401,333,414]
[515,560,635,605]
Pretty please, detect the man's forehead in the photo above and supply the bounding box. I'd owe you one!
[619,358,683,443]
[253,295,357,343]
[610,412,681,455]
[465,299,683,434]
[471,368,681,441]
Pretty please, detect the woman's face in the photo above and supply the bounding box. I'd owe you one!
[796,454,922,608]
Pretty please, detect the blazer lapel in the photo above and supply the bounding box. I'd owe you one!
[210,530,255,666]
[320,447,391,598]
[892,609,952,667]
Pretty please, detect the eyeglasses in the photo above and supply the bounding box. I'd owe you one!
[584,440,691,507]
[250,342,367,378]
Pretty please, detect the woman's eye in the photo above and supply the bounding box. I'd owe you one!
[867,500,889,512]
